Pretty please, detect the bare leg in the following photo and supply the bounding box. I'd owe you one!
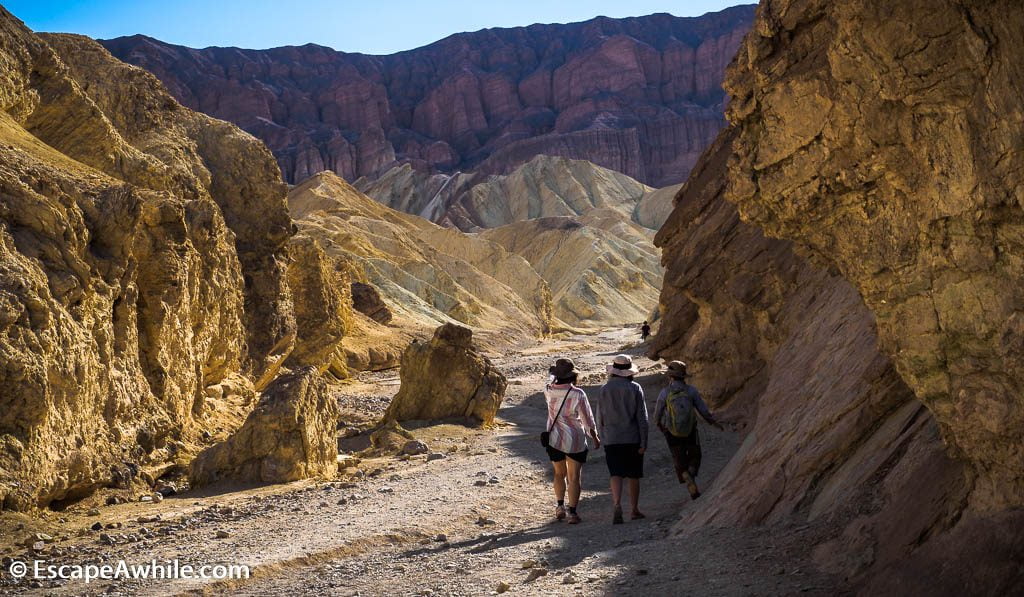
[565,458,583,508]
[609,476,623,507]
[552,460,567,504]
[628,478,642,515]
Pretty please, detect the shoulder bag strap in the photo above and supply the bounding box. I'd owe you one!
[547,388,573,433]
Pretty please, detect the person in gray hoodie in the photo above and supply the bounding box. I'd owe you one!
[597,354,649,524]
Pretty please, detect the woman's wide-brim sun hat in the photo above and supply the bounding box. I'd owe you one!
[549,358,577,379]
[606,354,640,376]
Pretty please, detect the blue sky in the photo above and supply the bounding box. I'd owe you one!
[7,0,743,54]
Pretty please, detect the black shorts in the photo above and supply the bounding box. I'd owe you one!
[546,445,589,463]
[604,443,644,478]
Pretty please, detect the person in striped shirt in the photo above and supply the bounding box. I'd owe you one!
[544,358,600,524]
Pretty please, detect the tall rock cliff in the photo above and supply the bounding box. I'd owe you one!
[0,9,332,509]
[100,6,755,187]
[653,0,1024,592]
[723,0,1024,512]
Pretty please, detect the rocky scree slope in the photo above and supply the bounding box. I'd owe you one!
[651,0,1024,593]
[101,6,754,187]
[0,11,346,510]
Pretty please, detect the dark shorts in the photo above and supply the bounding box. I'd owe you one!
[604,443,644,478]
[546,445,588,463]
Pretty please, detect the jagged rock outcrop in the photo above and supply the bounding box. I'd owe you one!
[101,6,755,187]
[358,155,679,232]
[653,132,975,586]
[385,324,506,425]
[351,282,392,324]
[35,32,298,392]
[653,0,1024,592]
[190,368,338,485]
[723,0,1024,511]
[0,9,334,509]
[285,234,352,377]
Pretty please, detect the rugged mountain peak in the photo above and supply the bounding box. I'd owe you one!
[101,6,755,187]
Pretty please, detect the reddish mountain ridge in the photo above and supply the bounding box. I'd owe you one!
[101,6,754,186]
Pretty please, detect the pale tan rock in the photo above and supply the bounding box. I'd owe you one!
[385,324,506,425]
[721,0,1024,510]
[654,0,1024,589]
[285,234,351,375]
[190,368,338,485]
[0,11,301,509]
[359,155,676,232]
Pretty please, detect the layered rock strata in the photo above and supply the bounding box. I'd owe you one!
[288,171,552,336]
[358,155,679,231]
[101,6,756,187]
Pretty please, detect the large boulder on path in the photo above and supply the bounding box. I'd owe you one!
[190,368,339,485]
[385,324,506,425]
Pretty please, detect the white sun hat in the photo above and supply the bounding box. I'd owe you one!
[606,354,640,376]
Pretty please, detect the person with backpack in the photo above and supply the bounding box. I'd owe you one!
[597,354,649,524]
[543,358,600,524]
[653,361,724,499]
[640,321,651,342]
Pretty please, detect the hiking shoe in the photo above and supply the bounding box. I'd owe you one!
[555,505,566,521]
[631,511,646,520]
[612,507,623,525]
[682,472,700,500]
[568,512,582,524]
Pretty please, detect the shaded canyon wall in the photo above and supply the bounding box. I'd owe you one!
[651,0,1024,592]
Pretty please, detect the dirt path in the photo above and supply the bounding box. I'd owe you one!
[0,328,841,596]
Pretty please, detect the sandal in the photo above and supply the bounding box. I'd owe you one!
[568,512,582,524]
[612,507,623,525]
[555,505,566,521]
[631,511,646,520]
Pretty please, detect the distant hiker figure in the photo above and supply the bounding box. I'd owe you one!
[543,358,600,524]
[653,361,724,500]
[641,321,651,342]
[597,354,649,524]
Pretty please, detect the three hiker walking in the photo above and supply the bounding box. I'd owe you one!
[544,355,723,524]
